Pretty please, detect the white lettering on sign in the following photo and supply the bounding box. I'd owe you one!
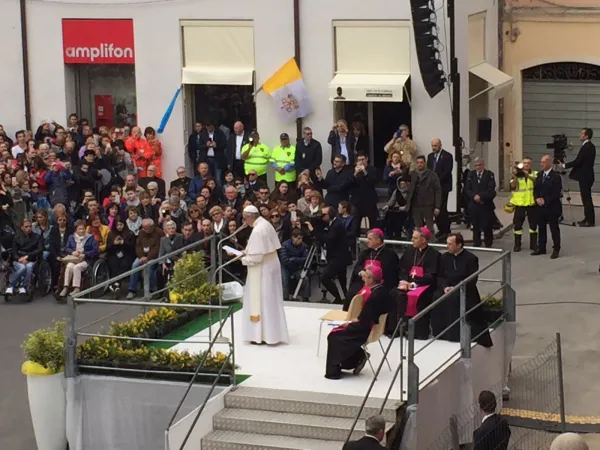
[65,43,134,62]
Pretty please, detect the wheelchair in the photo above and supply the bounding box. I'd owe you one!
[2,255,53,302]
[54,254,111,301]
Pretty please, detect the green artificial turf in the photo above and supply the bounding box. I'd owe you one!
[150,302,243,350]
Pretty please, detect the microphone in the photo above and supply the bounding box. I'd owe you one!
[217,223,248,249]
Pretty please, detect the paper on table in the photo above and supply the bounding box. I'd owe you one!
[223,245,243,257]
[327,320,348,326]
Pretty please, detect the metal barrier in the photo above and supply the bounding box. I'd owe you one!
[63,233,242,450]
[344,239,515,445]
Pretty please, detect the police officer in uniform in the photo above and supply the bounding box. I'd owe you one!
[508,156,538,252]
[241,130,271,185]
[270,133,297,189]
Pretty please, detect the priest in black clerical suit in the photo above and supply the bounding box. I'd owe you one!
[325,266,390,380]
[387,227,440,339]
[343,228,399,312]
[431,233,493,348]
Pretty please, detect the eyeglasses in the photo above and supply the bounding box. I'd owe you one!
[177,171,186,175]
[148,188,157,191]
[271,214,279,218]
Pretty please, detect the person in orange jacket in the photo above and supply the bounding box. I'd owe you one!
[144,126,163,178]
[124,126,153,177]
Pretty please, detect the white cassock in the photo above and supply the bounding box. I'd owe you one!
[241,216,289,344]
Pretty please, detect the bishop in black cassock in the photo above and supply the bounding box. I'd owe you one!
[387,227,440,339]
[325,266,390,380]
[430,233,493,348]
[343,228,399,312]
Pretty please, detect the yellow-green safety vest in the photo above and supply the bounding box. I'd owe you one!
[242,143,271,176]
[270,145,296,182]
[510,171,537,207]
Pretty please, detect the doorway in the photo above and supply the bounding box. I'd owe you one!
[193,85,256,133]
[335,79,412,172]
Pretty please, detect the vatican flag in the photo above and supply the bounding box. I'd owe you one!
[261,57,312,122]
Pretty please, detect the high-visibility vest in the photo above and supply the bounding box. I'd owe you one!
[242,143,271,176]
[270,145,296,182]
[510,171,536,207]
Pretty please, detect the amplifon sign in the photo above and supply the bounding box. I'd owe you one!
[62,19,135,64]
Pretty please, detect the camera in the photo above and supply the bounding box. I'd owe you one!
[546,133,569,163]
[514,162,526,178]
[161,209,169,217]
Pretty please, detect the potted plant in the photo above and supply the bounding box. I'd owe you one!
[482,295,504,326]
[168,251,221,311]
[21,320,67,450]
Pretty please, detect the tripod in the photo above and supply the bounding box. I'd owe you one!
[553,161,578,227]
[291,242,328,301]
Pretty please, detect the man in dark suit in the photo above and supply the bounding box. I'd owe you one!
[350,153,379,230]
[328,120,356,166]
[473,390,511,450]
[305,206,351,304]
[187,121,203,171]
[565,127,596,227]
[465,158,496,247]
[343,415,386,449]
[533,155,562,259]
[427,138,453,239]
[295,126,323,175]
[197,120,227,184]
[227,120,250,179]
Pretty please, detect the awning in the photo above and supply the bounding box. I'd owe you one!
[328,73,410,102]
[469,62,514,101]
[181,67,254,86]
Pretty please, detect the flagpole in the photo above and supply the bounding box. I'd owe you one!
[293,0,303,140]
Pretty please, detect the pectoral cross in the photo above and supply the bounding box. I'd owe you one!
[411,269,418,278]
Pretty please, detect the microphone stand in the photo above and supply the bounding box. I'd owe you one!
[216,223,249,287]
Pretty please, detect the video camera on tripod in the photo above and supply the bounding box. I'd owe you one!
[546,133,570,167]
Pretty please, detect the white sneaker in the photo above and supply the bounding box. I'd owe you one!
[18,287,27,295]
[5,287,13,295]
[59,287,69,297]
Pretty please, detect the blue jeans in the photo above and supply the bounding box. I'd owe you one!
[9,261,35,288]
[128,258,157,292]
[282,266,310,299]
[207,159,223,186]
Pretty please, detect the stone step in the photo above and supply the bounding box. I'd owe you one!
[213,408,365,442]
[224,386,399,422]
[201,430,346,450]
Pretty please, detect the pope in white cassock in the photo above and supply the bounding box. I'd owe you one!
[230,205,289,345]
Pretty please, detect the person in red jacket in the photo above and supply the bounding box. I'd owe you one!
[124,126,153,177]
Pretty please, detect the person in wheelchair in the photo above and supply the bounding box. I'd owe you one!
[382,176,412,240]
[58,219,99,296]
[86,214,110,253]
[106,218,135,294]
[6,218,43,295]
[49,213,73,291]
[158,220,183,287]
[280,228,310,302]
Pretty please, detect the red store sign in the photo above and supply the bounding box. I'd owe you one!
[62,19,135,64]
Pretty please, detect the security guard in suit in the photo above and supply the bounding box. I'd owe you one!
[507,157,538,252]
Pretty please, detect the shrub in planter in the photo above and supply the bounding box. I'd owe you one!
[22,320,65,374]
[168,251,221,305]
[482,294,504,325]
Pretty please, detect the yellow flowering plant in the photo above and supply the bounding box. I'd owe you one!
[168,251,221,305]
[22,320,65,374]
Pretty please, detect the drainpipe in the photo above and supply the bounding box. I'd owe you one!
[293,0,303,139]
[498,0,506,189]
[19,0,32,130]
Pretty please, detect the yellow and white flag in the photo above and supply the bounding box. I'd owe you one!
[261,57,312,122]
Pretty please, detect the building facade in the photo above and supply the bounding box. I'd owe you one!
[1,0,507,209]
[502,0,600,190]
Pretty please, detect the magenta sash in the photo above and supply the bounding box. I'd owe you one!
[405,265,430,317]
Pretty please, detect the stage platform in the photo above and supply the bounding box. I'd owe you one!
[174,303,466,401]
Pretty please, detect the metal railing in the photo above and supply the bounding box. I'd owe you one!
[62,232,243,450]
[344,239,515,445]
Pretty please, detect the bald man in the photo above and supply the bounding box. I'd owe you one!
[532,155,562,259]
[550,433,589,450]
[227,121,250,178]
[427,138,453,239]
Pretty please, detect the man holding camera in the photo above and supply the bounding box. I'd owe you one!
[565,128,596,227]
[509,157,537,252]
[304,206,351,304]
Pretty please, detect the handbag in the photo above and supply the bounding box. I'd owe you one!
[61,255,83,264]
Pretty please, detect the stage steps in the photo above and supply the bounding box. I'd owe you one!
[201,386,400,450]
